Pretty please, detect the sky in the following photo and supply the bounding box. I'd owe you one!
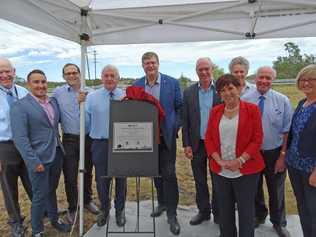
[1,19,316,82]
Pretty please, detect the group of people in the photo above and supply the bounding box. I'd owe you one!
[0,52,315,237]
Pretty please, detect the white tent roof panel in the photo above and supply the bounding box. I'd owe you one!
[1,0,316,45]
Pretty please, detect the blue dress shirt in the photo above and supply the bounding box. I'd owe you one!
[240,81,256,99]
[199,83,214,139]
[86,87,124,139]
[145,73,161,100]
[286,103,316,173]
[0,84,28,141]
[52,84,93,135]
[243,89,292,150]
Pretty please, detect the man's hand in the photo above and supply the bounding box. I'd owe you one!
[309,168,316,187]
[184,146,193,160]
[77,91,88,103]
[274,155,286,174]
[35,164,45,172]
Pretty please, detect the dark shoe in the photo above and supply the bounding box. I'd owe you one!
[254,217,266,228]
[189,213,210,225]
[97,210,108,227]
[273,225,291,237]
[66,211,76,224]
[11,223,27,237]
[85,201,100,215]
[167,216,180,235]
[51,219,71,233]
[115,210,126,227]
[150,204,166,217]
[213,215,220,225]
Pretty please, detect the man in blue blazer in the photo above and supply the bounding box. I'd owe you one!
[10,70,71,237]
[134,52,183,235]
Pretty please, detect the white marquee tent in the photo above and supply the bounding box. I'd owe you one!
[1,0,316,236]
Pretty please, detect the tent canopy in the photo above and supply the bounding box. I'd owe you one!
[1,0,316,45]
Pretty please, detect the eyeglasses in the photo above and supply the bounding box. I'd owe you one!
[299,78,316,83]
[64,71,79,76]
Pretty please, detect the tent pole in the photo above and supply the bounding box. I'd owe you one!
[79,41,87,237]
[79,7,90,236]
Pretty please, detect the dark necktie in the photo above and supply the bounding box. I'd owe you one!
[258,95,265,116]
[6,90,17,106]
[109,91,114,100]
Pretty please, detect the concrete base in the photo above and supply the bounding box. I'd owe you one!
[84,201,302,237]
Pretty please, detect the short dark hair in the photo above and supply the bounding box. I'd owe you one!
[215,74,240,93]
[62,63,80,75]
[27,69,46,82]
[142,52,159,64]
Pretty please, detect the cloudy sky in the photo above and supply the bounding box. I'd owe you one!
[1,18,316,82]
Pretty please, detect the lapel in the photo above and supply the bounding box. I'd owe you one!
[27,94,54,128]
[159,73,166,103]
[192,83,201,125]
[236,100,247,145]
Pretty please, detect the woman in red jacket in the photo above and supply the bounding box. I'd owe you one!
[205,74,265,237]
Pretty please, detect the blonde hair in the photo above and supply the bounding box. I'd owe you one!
[296,64,316,86]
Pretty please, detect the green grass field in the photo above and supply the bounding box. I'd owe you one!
[0,84,305,236]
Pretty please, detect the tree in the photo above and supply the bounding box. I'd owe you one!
[213,65,225,80]
[178,74,191,91]
[273,42,316,79]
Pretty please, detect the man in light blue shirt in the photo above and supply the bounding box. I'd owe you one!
[243,66,292,237]
[52,63,99,223]
[182,58,221,226]
[0,58,32,237]
[86,64,126,227]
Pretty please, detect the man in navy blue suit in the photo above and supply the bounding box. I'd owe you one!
[134,52,183,235]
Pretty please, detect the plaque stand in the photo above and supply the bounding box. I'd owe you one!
[104,177,157,237]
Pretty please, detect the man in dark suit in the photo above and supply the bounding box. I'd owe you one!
[134,52,183,235]
[10,70,71,237]
[182,57,221,225]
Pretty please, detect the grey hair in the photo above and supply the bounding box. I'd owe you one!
[256,66,277,79]
[101,64,120,79]
[195,57,214,70]
[229,56,249,73]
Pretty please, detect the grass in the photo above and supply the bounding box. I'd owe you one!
[0,84,304,236]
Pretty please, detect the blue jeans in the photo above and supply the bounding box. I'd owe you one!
[91,139,126,212]
[27,148,63,234]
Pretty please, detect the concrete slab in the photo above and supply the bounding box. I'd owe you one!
[84,201,303,237]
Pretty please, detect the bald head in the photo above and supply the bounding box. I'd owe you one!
[255,66,276,94]
[0,58,15,89]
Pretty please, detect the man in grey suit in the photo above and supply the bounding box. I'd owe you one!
[182,57,221,225]
[10,70,71,237]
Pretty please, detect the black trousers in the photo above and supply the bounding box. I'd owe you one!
[288,166,316,237]
[62,134,93,212]
[255,147,287,226]
[154,135,179,218]
[0,142,32,224]
[91,139,126,211]
[213,172,259,237]
[191,140,218,217]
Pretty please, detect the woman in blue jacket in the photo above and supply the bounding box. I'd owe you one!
[286,64,316,237]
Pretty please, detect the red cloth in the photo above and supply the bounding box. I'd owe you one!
[123,86,165,141]
[204,100,265,175]
[124,86,165,123]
